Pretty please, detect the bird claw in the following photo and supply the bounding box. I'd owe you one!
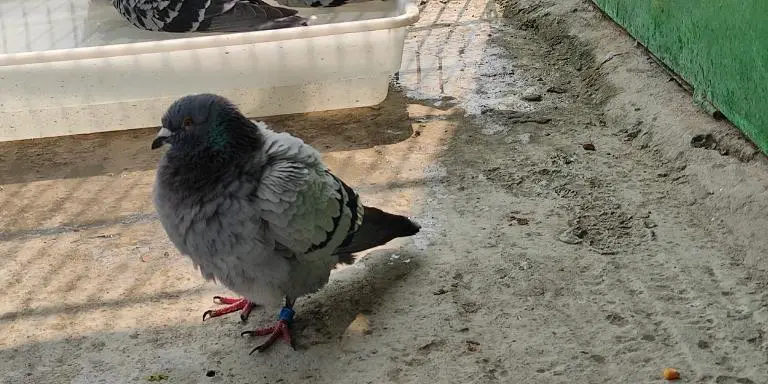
[212,296,241,305]
[201,296,256,322]
[241,329,272,337]
[243,319,294,354]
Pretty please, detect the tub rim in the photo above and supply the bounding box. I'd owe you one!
[0,0,420,67]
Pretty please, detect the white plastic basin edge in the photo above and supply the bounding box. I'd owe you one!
[0,1,420,67]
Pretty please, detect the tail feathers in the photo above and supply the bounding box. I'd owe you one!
[255,15,310,31]
[201,1,309,32]
[271,0,349,8]
[336,252,357,265]
[333,206,421,257]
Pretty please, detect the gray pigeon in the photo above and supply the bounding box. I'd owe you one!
[151,94,421,353]
[113,0,309,33]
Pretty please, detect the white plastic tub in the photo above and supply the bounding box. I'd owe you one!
[0,0,419,142]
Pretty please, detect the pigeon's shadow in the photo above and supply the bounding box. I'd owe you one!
[0,85,413,185]
[290,247,421,348]
[0,247,422,383]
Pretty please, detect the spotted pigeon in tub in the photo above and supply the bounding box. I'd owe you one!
[112,0,309,33]
[151,94,421,353]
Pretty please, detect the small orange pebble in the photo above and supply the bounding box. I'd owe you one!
[663,368,680,381]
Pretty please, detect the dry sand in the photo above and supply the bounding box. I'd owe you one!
[1,0,767,383]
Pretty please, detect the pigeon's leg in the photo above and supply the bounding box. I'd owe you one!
[241,297,296,354]
[202,296,258,322]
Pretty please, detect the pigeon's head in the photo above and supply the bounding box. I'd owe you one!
[151,93,254,152]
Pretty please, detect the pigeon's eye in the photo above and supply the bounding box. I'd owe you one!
[182,117,193,128]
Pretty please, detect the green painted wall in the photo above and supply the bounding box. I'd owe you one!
[591,0,768,154]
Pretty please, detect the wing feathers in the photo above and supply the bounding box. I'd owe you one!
[252,129,352,258]
[113,0,307,33]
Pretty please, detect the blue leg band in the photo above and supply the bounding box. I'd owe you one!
[278,307,295,322]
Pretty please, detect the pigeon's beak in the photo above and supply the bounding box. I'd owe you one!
[151,127,172,150]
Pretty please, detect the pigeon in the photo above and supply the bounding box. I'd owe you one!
[112,0,310,33]
[151,93,421,353]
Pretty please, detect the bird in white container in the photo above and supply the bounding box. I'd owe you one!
[151,93,421,353]
[112,0,310,33]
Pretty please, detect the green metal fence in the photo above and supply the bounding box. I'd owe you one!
[591,0,768,153]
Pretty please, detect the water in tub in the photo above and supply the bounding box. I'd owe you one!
[0,0,399,55]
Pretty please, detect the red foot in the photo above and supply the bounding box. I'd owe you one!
[202,296,257,322]
[241,319,294,354]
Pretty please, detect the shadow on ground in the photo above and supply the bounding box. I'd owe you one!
[0,87,414,185]
[0,248,420,383]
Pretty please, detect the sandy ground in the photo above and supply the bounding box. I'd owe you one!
[2,0,768,383]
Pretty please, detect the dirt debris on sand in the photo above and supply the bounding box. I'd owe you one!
[2,0,768,383]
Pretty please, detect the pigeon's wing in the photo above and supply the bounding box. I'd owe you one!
[200,1,306,32]
[114,0,304,33]
[251,130,363,260]
[113,0,217,32]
